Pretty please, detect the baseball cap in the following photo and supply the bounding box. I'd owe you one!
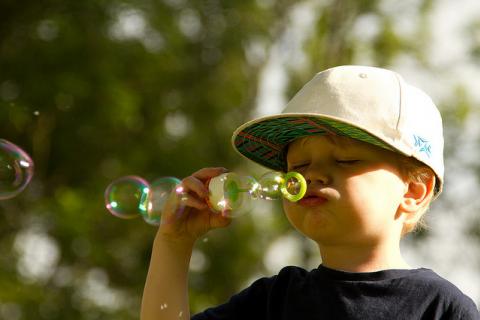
[231,65,444,197]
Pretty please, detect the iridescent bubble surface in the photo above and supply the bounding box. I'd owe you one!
[142,177,181,226]
[104,175,150,219]
[281,171,307,202]
[256,171,306,202]
[0,139,34,200]
[257,171,285,200]
[208,173,256,218]
[104,171,306,225]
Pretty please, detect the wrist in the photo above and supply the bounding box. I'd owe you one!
[154,231,196,252]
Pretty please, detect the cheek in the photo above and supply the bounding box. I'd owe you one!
[344,172,405,218]
[282,200,296,222]
[282,200,305,230]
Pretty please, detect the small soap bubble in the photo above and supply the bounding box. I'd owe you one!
[285,176,302,196]
[280,171,307,202]
[104,175,150,219]
[0,139,34,200]
[257,171,284,200]
[141,177,181,226]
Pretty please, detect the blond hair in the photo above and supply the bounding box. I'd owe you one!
[397,156,436,235]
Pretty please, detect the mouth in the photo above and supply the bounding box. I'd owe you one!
[297,195,328,207]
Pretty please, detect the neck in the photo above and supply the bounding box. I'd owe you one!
[317,240,410,273]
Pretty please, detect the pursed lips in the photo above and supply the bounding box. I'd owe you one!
[298,190,329,207]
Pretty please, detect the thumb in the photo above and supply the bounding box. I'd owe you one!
[209,211,232,229]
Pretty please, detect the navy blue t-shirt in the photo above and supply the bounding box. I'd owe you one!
[192,265,479,320]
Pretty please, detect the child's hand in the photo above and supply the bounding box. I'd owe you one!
[156,167,232,245]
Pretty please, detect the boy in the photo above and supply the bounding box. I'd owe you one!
[141,66,480,319]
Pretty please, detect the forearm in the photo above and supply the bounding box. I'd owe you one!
[141,234,194,320]
[141,167,231,319]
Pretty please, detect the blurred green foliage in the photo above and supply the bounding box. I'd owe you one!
[1,0,479,319]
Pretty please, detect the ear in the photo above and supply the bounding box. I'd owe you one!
[398,175,435,222]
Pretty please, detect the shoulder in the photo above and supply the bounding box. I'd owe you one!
[235,265,316,297]
[239,265,311,293]
[406,269,479,318]
[274,265,316,284]
[410,269,470,298]
[277,265,311,277]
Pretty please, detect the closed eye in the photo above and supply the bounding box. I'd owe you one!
[336,159,360,165]
[289,163,309,171]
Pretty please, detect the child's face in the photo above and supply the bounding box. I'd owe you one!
[283,135,408,247]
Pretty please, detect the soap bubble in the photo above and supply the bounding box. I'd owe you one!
[0,139,34,200]
[141,177,181,226]
[104,171,306,225]
[104,175,149,219]
[281,171,307,202]
[257,171,284,200]
[257,171,306,202]
[208,173,257,218]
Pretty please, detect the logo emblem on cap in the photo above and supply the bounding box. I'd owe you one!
[413,135,431,158]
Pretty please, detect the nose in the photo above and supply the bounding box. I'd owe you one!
[304,164,331,186]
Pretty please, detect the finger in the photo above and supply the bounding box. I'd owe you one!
[165,191,208,213]
[221,210,232,218]
[210,211,232,229]
[161,192,207,227]
[191,167,229,180]
[178,193,208,211]
[181,176,209,199]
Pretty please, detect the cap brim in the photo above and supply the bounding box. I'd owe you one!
[231,113,400,172]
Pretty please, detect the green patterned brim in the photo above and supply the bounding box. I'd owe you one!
[232,115,395,171]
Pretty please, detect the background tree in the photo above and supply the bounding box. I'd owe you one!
[1,0,479,319]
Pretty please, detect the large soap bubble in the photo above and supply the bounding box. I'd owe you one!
[0,139,34,200]
[104,175,150,219]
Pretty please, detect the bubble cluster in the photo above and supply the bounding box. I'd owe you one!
[0,139,34,200]
[104,176,185,226]
[255,171,306,202]
[104,171,306,225]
